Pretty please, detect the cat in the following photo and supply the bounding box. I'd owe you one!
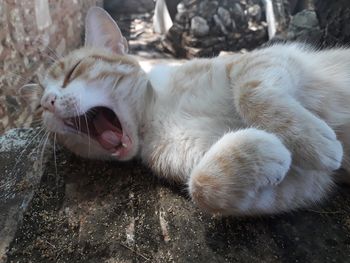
[33,7,350,216]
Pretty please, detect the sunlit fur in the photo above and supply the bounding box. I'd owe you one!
[39,7,350,216]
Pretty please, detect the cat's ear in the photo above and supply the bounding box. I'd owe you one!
[85,7,128,54]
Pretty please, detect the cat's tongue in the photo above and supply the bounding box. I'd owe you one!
[97,130,121,150]
[93,110,122,150]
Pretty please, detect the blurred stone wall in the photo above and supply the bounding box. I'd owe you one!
[315,0,350,47]
[0,0,102,135]
[163,0,268,58]
[104,0,155,14]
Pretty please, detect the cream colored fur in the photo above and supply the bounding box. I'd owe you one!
[39,7,350,216]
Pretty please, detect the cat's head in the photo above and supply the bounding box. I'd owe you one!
[37,7,149,160]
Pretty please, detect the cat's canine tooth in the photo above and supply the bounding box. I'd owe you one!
[122,143,127,148]
[112,151,120,157]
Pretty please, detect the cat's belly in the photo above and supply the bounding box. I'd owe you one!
[143,57,246,180]
[140,109,245,182]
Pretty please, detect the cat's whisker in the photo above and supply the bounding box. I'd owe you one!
[40,131,51,173]
[21,83,40,89]
[5,127,46,187]
[46,45,62,59]
[73,102,81,132]
[41,48,59,60]
[35,35,61,60]
[77,93,91,157]
[35,73,46,86]
[53,133,58,177]
[30,119,44,125]
[83,110,91,157]
[30,121,45,128]
[111,76,120,91]
[86,109,97,120]
[4,128,44,186]
[36,129,50,156]
[7,69,45,97]
[39,52,58,63]
[53,133,59,199]
[15,127,45,160]
[71,104,79,130]
[6,71,28,85]
[35,131,47,155]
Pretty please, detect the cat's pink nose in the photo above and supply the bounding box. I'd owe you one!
[41,93,57,112]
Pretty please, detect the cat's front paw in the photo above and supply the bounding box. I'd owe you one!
[299,119,343,171]
[317,122,343,170]
[188,129,291,215]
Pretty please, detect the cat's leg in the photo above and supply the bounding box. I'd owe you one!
[232,76,343,172]
[188,128,334,215]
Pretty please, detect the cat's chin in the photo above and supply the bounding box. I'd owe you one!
[57,131,136,161]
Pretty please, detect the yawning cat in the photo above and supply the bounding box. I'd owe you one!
[36,7,350,216]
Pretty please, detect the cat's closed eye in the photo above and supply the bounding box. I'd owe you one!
[63,60,82,87]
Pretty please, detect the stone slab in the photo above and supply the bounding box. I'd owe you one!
[0,128,47,263]
[1,129,349,262]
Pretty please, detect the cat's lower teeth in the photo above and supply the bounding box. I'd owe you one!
[112,151,120,157]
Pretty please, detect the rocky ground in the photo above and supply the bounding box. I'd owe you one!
[1,129,350,263]
[1,2,350,263]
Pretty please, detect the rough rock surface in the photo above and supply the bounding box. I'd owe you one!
[285,9,322,42]
[1,128,350,262]
[315,0,350,47]
[0,128,47,263]
[104,0,155,15]
[2,2,350,262]
[0,0,101,135]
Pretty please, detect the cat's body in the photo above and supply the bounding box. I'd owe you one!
[142,57,243,182]
[142,45,349,215]
[38,7,349,216]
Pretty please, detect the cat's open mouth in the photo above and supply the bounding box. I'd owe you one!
[63,106,128,154]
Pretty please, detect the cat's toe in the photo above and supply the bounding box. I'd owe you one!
[298,118,344,171]
[315,121,343,170]
[189,172,228,215]
[319,138,343,171]
[258,135,291,186]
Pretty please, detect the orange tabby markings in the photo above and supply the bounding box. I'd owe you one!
[190,172,225,214]
[39,7,348,217]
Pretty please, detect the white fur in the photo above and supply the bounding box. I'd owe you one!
[41,8,350,216]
